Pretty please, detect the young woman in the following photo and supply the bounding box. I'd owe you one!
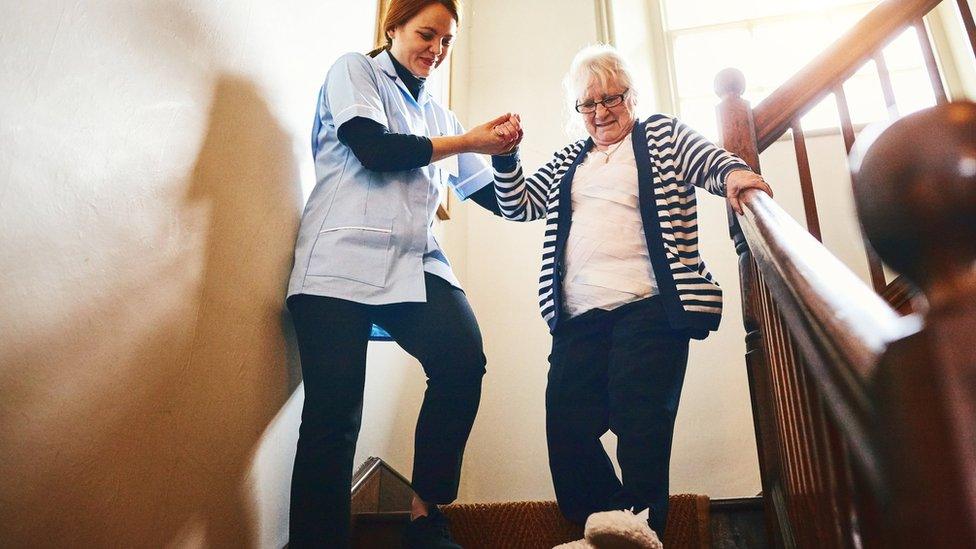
[285,1,514,547]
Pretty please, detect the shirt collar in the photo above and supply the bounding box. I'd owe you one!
[375,49,432,106]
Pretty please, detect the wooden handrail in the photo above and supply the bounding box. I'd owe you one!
[736,188,920,484]
[752,0,943,150]
[738,190,914,386]
[720,98,976,546]
[713,0,976,542]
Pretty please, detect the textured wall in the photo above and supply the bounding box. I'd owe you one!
[0,2,378,547]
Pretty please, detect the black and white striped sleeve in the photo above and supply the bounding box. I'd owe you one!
[671,118,751,198]
[490,148,566,222]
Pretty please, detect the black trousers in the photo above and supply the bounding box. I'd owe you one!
[546,296,690,535]
[287,273,487,548]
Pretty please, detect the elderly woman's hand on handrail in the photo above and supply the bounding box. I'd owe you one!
[726,169,773,215]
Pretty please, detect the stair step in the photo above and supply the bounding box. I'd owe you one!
[709,497,767,549]
[352,496,712,548]
[352,512,410,549]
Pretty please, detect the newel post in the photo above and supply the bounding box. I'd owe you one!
[851,101,976,547]
[714,68,784,548]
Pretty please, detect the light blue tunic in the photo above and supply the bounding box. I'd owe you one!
[288,50,492,304]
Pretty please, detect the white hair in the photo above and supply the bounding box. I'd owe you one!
[562,43,641,137]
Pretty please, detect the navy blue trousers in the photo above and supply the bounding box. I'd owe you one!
[286,273,486,548]
[546,296,690,536]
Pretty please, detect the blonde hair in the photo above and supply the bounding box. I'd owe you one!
[562,44,640,137]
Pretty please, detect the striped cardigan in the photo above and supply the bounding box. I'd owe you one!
[490,114,750,336]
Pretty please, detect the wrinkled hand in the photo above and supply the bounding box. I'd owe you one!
[465,113,522,155]
[726,169,773,215]
[491,113,523,154]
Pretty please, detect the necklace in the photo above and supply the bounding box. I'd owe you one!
[595,138,626,164]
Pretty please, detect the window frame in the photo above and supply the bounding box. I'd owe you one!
[597,0,970,140]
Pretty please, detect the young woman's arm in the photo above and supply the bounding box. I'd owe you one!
[337,117,432,172]
[337,114,518,171]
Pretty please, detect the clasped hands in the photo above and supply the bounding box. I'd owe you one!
[464,113,523,155]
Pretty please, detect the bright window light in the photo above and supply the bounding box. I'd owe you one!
[613,0,938,140]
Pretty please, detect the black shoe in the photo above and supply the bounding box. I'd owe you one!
[402,507,462,549]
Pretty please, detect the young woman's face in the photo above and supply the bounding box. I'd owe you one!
[388,3,457,78]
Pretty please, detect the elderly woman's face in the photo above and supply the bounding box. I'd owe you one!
[579,78,635,147]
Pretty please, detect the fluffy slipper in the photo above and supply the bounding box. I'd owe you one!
[584,510,663,549]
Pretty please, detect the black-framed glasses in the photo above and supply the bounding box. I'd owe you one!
[575,89,629,114]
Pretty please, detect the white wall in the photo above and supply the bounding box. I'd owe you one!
[0,1,430,547]
[446,0,762,503]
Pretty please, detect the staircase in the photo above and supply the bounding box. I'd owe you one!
[713,0,976,546]
[349,457,763,549]
[345,2,976,547]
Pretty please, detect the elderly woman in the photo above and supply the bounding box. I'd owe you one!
[489,44,771,539]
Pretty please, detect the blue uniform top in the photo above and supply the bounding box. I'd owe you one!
[288,50,492,304]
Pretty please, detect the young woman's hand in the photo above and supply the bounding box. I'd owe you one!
[492,113,523,154]
[465,113,521,155]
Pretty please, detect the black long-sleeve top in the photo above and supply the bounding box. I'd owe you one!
[336,50,500,215]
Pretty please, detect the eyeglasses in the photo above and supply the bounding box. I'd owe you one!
[575,89,629,114]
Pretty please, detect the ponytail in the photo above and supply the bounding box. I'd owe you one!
[367,44,388,58]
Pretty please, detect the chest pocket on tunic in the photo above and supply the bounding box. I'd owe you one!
[307,216,395,288]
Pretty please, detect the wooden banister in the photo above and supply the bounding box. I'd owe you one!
[752,0,943,151]
[725,101,976,547]
[851,101,976,545]
[713,0,976,544]
[738,190,914,392]
[736,187,919,486]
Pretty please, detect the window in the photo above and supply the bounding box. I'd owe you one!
[610,0,938,140]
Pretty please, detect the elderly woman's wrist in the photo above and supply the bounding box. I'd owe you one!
[721,164,751,183]
[490,148,520,171]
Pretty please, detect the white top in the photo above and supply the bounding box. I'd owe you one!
[563,133,658,317]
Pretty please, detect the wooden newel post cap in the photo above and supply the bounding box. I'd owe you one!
[849,101,976,306]
[715,68,746,99]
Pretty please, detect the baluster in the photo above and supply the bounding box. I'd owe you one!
[787,333,840,546]
[835,85,888,294]
[913,18,949,104]
[715,67,788,548]
[823,422,862,548]
[742,251,788,549]
[761,292,805,539]
[801,372,854,547]
[772,318,813,540]
[791,120,822,242]
[758,246,801,549]
[872,53,899,118]
[759,273,811,547]
[956,0,976,59]
[834,85,857,154]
